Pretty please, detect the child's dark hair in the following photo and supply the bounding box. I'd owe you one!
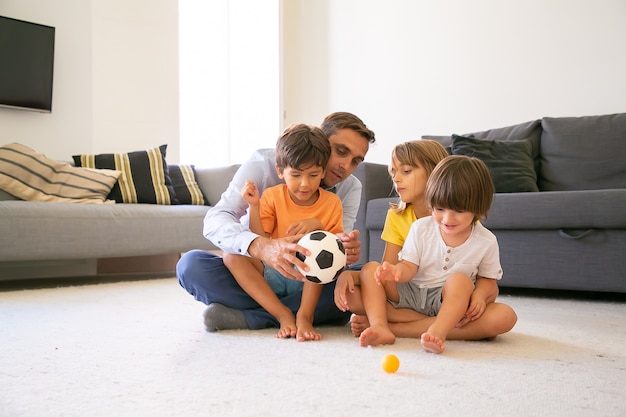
[275,123,331,171]
[425,155,495,222]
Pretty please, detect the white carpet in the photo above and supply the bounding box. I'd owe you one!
[1,278,625,417]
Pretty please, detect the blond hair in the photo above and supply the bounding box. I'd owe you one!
[389,140,449,214]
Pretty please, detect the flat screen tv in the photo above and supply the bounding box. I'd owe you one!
[0,16,55,113]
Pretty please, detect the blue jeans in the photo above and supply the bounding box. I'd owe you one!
[176,250,352,330]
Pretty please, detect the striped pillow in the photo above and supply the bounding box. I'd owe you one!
[0,143,121,203]
[73,145,175,205]
[168,164,208,205]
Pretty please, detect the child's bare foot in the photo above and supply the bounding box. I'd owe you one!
[359,325,395,347]
[350,314,369,337]
[295,319,322,342]
[275,312,297,339]
[421,332,445,353]
[275,323,297,339]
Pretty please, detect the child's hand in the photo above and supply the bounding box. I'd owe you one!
[457,294,487,328]
[374,261,400,285]
[334,270,355,312]
[241,180,260,207]
[286,218,324,236]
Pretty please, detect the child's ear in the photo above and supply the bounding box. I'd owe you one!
[275,164,284,179]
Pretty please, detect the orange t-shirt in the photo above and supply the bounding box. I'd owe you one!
[259,184,344,238]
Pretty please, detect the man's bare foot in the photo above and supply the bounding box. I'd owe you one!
[350,314,369,337]
[421,332,445,353]
[296,318,322,342]
[359,325,396,347]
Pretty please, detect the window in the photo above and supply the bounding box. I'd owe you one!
[179,0,280,167]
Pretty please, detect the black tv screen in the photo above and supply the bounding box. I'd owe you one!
[0,16,55,112]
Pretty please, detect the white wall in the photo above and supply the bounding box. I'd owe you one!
[0,1,92,161]
[0,0,179,162]
[282,0,626,165]
[3,1,624,167]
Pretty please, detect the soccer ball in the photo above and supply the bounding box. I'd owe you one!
[295,230,347,284]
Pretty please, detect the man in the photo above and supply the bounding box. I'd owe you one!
[177,112,376,331]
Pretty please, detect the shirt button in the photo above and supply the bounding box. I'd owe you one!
[443,266,448,271]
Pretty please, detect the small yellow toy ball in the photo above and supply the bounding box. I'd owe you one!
[381,354,400,373]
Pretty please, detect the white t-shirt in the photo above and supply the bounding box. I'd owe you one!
[399,216,503,288]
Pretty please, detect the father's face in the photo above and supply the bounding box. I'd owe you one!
[323,128,369,188]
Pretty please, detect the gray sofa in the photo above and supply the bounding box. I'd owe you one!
[366,113,626,294]
[0,161,393,281]
[0,165,238,280]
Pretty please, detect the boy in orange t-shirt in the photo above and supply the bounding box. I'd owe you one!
[223,123,343,342]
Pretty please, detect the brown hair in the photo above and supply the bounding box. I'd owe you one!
[320,112,376,144]
[390,140,449,213]
[275,123,330,172]
[425,155,495,222]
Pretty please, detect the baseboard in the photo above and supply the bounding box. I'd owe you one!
[97,254,180,274]
[0,254,182,285]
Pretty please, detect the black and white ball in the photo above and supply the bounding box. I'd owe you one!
[295,230,347,284]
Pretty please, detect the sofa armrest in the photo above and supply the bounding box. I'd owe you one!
[194,165,241,206]
[365,197,395,262]
[352,162,396,265]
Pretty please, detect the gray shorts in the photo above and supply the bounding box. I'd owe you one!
[389,281,443,317]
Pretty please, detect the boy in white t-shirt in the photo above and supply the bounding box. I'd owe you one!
[358,155,504,354]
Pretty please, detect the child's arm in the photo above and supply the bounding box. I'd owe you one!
[374,260,417,285]
[474,276,499,304]
[285,218,324,236]
[241,180,267,237]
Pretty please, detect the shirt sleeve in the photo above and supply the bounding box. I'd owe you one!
[381,208,405,247]
[327,194,345,234]
[202,149,280,255]
[333,175,362,233]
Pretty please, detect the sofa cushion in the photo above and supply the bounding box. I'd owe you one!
[73,145,175,205]
[540,113,626,191]
[0,143,121,203]
[168,164,208,205]
[423,119,542,174]
[483,188,626,229]
[451,134,539,192]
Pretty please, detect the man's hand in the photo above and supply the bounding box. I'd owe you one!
[338,229,361,265]
[248,235,309,281]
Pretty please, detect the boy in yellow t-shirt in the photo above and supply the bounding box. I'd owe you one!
[223,123,343,342]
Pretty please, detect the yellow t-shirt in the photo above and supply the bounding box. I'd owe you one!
[259,184,344,238]
[380,203,417,248]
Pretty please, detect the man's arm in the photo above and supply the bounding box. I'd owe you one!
[333,175,362,264]
[202,150,277,255]
[333,175,362,233]
[202,149,310,280]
